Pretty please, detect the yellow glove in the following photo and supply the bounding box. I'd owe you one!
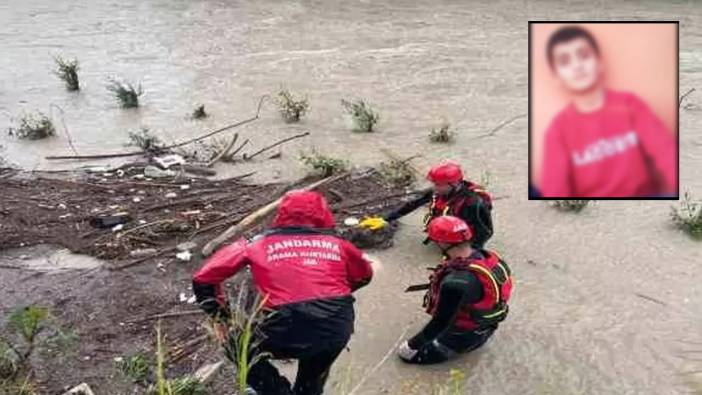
[358,216,387,231]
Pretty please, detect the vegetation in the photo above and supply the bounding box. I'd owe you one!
[275,88,309,123]
[0,306,55,395]
[433,369,465,395]
[107,78,143,108]
[116,352,151,383]
[127,128,165,154]
[341,99,379,132]
[7,112,55,140]
[300,151,348,177]
[147,323,209,395]
[192,105,208,120]
[379,158,416,187]
[53,56,80,91]
[671,191,702,239]
[549,200,590,213]
[479,169,492,189]
[429,123,454,143]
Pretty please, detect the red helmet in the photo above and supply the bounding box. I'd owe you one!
[426,161,464,185]
[427,216,473,244]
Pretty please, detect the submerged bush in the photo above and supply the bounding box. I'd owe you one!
[671,192,702,239]
[107,78,143,108]
[341,99,379,132]
[550,200,590,213]
[379,158,416,187]
[300,151,348,177]
[191,104,208,120]
[53,56,80,91]
[429,123,454,143]
[7,113,55,140]
[276,88,309,123]
[127,128,165,154]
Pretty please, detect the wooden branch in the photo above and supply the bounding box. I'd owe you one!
[50,104,79,156]
[126,310,204,324]
[202,174,346,256]
[473,113,527,139]
[46,95,268,160]
[680,88,695,105]
[244,132,310,161]
[229,138,250,159]
[207,133,238,167]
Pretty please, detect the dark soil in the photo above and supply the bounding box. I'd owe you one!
[0,165,417,394]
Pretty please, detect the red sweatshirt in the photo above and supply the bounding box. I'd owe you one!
[541,90,677,197]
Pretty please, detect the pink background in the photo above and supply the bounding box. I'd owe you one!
[530,23,678,187]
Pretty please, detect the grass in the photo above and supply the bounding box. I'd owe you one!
[107,78,143,108]
[276,88,309,123]
[341,99,379,132]
[127,128,165,154]
[7,112,55,140]
[147,323,209,395]
[53,56,80,91]
[550,200,590,213]
[379,158,416,187]
[300,151,348,177]
[429,123,454,143]
[192,105,208,120]
[671,191,702,239]
[433,369,465,395]
[116,352,151,383]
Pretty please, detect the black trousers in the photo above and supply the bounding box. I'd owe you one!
[227,335,348,395]
[410,325,496,365]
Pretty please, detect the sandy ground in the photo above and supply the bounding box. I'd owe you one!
[2,0,702,394]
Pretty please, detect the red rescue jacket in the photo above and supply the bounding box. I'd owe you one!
[425,251,512,330]
[423,181,493,226]
[192,193,373,309]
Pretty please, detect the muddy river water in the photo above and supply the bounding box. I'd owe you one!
[2,0,702,394]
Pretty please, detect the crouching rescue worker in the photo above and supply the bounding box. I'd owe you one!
[397,216,512,364]
[192,190,374,395]
[360,160,493,249]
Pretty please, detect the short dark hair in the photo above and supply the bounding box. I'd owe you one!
[546,25,600,68]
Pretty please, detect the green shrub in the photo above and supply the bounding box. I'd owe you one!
[107,79,143,108]
[550,200,590,213]
[276,88,309,123]
[8,113,55,140]
[429,123,454,143]
[116,352,151,383]
[127,128,165,154]
[671,192,702,239]
[54,56,80,91]
[379,159,416,187]
[300,151,348,177]
[341,99,379,132]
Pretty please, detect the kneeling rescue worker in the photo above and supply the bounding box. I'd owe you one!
[361,160,493,249]
[397,215,512,364]
[192,190,374,395]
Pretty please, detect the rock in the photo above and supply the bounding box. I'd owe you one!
[129,248,158,258]
[176,241,197,252]
[144,165,176,178]
[62,383,95,395]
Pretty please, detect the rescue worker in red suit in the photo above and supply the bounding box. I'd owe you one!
[192,191,374,395]
[372,161,493,249]
[397,216,512,364]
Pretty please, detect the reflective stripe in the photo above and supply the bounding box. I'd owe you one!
[469,263,500,304]
[482,307,507,319]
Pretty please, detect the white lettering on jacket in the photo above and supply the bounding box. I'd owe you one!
[571,131,639,167]
[266,237,341,262]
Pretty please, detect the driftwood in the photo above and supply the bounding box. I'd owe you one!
[202,174,345,256]
[45,96,267,160]
[244,131,310,160]
[473,113,527,139]
[207,133,239,167]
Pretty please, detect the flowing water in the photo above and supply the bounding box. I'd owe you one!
[1,0,702,394]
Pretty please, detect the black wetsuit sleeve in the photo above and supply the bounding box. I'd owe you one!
[459,199,493,249]
[407,271,483,349]
[384,189,433,222]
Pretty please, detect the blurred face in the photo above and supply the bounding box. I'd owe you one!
[433,183,453,196]
[552,37,602,92]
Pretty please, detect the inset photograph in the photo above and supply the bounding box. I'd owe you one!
[529,22,679,199]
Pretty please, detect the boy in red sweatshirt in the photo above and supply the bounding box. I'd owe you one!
[540,25,677,198]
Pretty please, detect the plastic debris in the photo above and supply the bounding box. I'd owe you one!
[154,154,186,169]
[62,383,95,395]
[112,224,124,232]
[344,217,360,226]
[129,248,158,258]
[144,165,176,179]
[176,251,192,261]
[132,197,141,203]
[165,192,177,198]
[176,241,197,252]
[180,184,190,190]
[89,212,131,229]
